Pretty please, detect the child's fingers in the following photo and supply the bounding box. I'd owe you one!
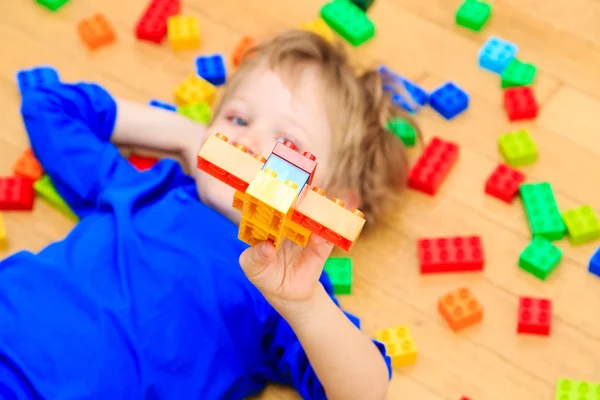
[305,234,334,265]
[238,240,277,276]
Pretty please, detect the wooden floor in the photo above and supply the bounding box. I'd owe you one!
[1,1,599,399]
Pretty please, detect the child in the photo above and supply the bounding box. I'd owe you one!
[0,29,415,399]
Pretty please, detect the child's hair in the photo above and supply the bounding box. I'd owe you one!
[214,29,421,226]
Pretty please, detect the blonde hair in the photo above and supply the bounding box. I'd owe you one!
[215,29,420,226]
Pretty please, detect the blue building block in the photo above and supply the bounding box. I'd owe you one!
[195,54,227,86]
[262,154,310,195]
[378,65,428,113]
[590,246,600,278]
[478,36,518,74]
[429,82,469,120]
[149,99,177,112]
[16,66,60,94]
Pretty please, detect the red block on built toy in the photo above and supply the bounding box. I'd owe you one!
[418,236,484,274]
[484,163,525,203]
[0,176,34,211]
[517,297,552,336]
[408,136,459,195]
[135,0,181,43]
[503,86,538,121]
[128,154,159,171]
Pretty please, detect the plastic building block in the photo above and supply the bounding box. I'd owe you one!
[438,287,483,332]
[299,18,335,43]
[232,36,256,67]
[379,66,428,113]
[33,175,78,221]
[484,163,525,203]
[519,236,562,280]
[375,326,417,367]
[501,59,537,88]
[167,15,200,51]
[36,0,69,11]
[498,130,537,167]
[555,378,600,400]
[149,99,177,112]
[78,14,116,50]
[128,154,159,171]
[0,213,6,249]
[478,36,518,73]
[178,102,212,124]
[504,86,538,121]
[16,66,60,94]
[418,236,484,274]
[262,155,310,194]
[13,148,44,181]
[281,217,312,247]
[323,257,352,294]
[455,0,491,31]
[195,54,226,86]
[0,177,34,211]
[562,205,600,245]
[590,247,600,278]
[271,140,317,184]
[429,82,469,120]
[349,0,374,11]
[520,182,566,241]
[174,75,216,107]
[135,0,181,44]
[408,136,459,195]
[517,296,552,336]
[321,0,375,46]
[388,118,417,147]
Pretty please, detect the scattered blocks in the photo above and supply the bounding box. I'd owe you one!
[408,136,459,195]
[149,99,177,112]
[136,0,181,44]
[232,36,257,67]
[0,176,35,211]
[519,236,562,280]
[34,175,78,221]
[321,0,375,46]
[485,163,526,203]
[429,82,469,120]
[517,296,552,336]
[455,0,491,31]
[128,154,159,171]
[167,15,201,51]
[388,117,417,147]
[299,18,335,43]
[438,287,483,332]
[561,205,600,245]
[417,236,484,274]
[478,36,518,73]
[78,13,116,50]
[590,247,600,278]
[16,66,60,94]
[520,182,566,241]
[498,130,537,167]
[0,213,7,249]
[36,0,69,11]
[178,102,212,124]
[379,66,428,113]
[501,59,537,88]
[504,86,538,121]
[324,257,352,295]
[555,379,600,399]
[375,326,417,367]
[195,54,226,86]
[13,148,44,181]
[174,75,216,106]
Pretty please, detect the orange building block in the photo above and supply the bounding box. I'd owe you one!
[0,213,7,249]
[281,217,311,247]
[438,287,483,332]
[13,148,43,181]
[232,36,256,67]
[78,13,116,50]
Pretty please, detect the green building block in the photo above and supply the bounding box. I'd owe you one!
[501,59,537,88]
[36,0,70,11]
[519,236,562,280]
[498,130,538,167]
[555,378,600,400]
[520,182,566,241]
[349,0,374,11]
[455,0,491,32]
[34,175,78,222]
[178,102,212,125]
[321,0,375,46]
[324,257,352,295]
[562,205,600,245]
[388,117,416,147]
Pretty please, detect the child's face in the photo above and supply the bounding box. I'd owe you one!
[197,64,333,224]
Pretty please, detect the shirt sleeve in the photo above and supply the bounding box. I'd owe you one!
[20,81,136,218]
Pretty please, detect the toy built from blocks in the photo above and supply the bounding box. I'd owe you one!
[196,133,366,251]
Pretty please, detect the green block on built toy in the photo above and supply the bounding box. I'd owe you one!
[36,0,69,11]
[501,59,537,88]
[519,236,562,280]
[388,118,416,147]
[324,257,352,295]
[562,205,600,245]
[555,378,600,400]
[321,0,375,46]
[34,175,78,222]
[455,0,491,31]
[520,182,566,241]
[498,130,537,167]
[178,102,212,125]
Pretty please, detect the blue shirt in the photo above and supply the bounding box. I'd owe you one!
[0,82,391,400]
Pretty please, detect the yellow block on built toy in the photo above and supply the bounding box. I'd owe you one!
[375,325,417,367]
[299,18,334,42]
[0,213,7,249]
[174,75,216,107]
[167,15,200,51]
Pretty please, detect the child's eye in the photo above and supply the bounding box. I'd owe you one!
[228,116,248,127]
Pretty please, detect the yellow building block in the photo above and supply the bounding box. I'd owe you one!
[0,213,7,249]
[299,18,334,42]
[239,217,284,249]
[282,217,311,247]
[167,15,200,50]
[233,190,244,211]
[174,75,216,106]
[375,326,417,368]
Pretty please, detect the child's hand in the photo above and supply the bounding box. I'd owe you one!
[239,234,334,307]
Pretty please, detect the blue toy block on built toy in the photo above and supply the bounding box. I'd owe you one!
[378,65,428,113]
[479,36,518,74]
[429,82,469,120]
[16,66,60,94]
[195,54,226,86]
[149,99,177,112]
[590,246,600,278]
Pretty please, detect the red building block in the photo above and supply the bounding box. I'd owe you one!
[484,163,525,203]
[0,177,34,211]
[503,86,538,121]
[271,140,318,185]
[128,154,159,171]
[408,136,459,195]
[418,236,484,274]
[135,0,181,43]
[517,297,552,336]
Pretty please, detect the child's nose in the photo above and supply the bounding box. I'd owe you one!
[233,129,262,157]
